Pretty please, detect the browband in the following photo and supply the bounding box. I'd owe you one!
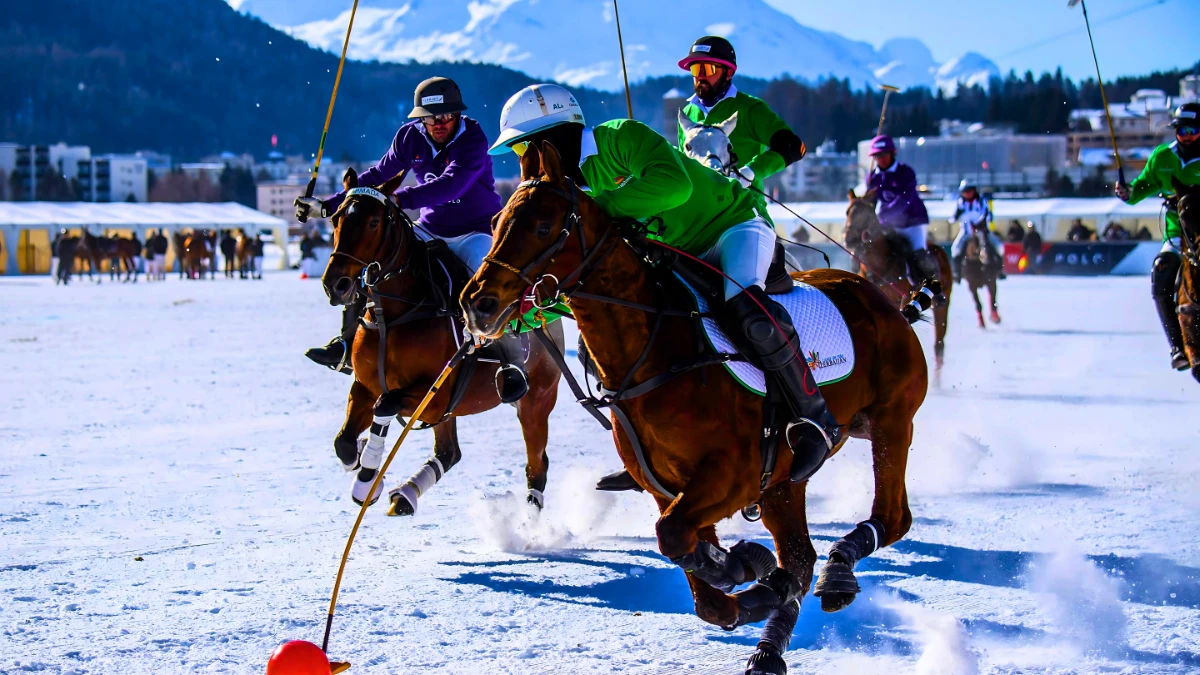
[346,187,389,205]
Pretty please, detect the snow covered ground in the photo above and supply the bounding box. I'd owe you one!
[1,272,1197,674]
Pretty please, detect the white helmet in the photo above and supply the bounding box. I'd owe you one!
[488,84,586,155]
[958,178,977,193]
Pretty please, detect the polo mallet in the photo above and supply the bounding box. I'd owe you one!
[1068,0,1126,186]
[301,0,362,202]
[318,341,472,673]
[877,84,900,136]
[612,0,634,119]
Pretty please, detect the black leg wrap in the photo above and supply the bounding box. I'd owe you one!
[673,540,748,593]
[733,568,802,628]
[745,643,788,675]
[758,599,800,655]
[828,518,885,567]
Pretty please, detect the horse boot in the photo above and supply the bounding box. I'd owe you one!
[492,333,529,403]
[1151,251,1190,371]
[908,248,946,306]
[723,285,841,482]
[304,294,364,375]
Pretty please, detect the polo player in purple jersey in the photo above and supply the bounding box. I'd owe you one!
[295,76,527,402]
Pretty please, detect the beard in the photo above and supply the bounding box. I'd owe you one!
[693,77,730,105]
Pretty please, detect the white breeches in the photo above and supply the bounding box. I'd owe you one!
[1162,237,1181,254]
[416,229,492,273]
[951,224,1003,256]
[700,218,777,300]
[893,224,928,252]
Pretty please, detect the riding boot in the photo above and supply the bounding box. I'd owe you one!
[985,240,1007,279]
[1151,251,1189,371]
[723,285,841,482]
[493,333,530,404]
[951,252,965,284]
[908,248,946,306]
[304,294,364,374]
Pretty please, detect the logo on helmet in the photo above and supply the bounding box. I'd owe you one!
[421,95,444,105]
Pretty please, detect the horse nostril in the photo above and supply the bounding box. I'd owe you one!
[472,295,499,317]
[334,277,352,296]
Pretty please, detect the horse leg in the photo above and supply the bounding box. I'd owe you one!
[971,283,985,328]
[515,337,561,509]
[814,407,913,613]
[335,379,375,474]
[988,278,1001,324]
[658,454,801,631]
[387,417,463,517]
[351,389,412,506]
[1180,299,1200,383]
[738,480,817,675]
[932,302,948,368]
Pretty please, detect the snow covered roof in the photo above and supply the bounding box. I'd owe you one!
[0,202,287,228]
[768,197,1164,226]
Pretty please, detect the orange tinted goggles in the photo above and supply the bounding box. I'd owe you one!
[689,63,725,78]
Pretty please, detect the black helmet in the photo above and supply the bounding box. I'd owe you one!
[408,77,468,118]
[1170,102,1199,128]
[678,36,737,74]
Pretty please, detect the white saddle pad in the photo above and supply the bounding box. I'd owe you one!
[677,275,855,395]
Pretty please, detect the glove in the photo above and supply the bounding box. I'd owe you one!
[294,197,328,223]
[736,167,756,189]
[1114,183,1130,201]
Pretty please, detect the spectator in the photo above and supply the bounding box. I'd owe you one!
[300,230,318,261]
[1134,226,1154,241]
[1101,221,1131,241]
[1006,219,1025,243]
[1022,221,1044,274]
[1067,218,1094,241]
[152,229,169,280]
[790,227,810,244]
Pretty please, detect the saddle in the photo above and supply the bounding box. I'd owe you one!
[670,240,797,308]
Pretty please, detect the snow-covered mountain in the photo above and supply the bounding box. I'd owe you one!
[230,0,998,94]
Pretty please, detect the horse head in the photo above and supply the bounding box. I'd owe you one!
[463,141,594,339]
[321,167,412,307]
[844,188,882,250]
[678,110,738,176]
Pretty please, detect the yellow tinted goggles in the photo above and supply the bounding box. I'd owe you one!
[511,141,530,157]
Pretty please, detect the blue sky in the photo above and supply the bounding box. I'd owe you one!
[765,0,1196,80]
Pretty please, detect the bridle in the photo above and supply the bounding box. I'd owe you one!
[686,126,738,177]
[329,187,416,293]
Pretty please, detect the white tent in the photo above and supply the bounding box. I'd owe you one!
[0,202,289,275]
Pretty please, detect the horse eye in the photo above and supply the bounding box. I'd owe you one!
[685,143,692,151]
[536,221,552,238]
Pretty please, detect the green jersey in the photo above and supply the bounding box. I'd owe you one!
[679,90,794,189]
[582,119,763,254]
[1125,142,1200,240]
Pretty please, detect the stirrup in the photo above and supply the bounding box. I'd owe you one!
[496,364,529,404]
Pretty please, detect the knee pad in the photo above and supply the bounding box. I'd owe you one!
[1152,252,1181,298]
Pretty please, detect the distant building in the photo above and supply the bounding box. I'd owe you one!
[1068,79,1199,169]
[201,151,255,171]
[0,143,146,202]
[178,162,227,183]
[257,180,317,237]
[858,124,1068,199]
[777,140,859,201]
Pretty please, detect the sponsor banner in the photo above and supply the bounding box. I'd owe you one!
[1001,242,1157,276]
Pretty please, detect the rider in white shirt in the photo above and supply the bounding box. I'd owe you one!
[950,180,1005,282]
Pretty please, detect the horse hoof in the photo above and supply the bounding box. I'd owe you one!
[813,561,860,613]
[1192,365,1200,384]
[745,646,787,675]
[990,310,1002,324]
[387,488,416,517]
[527,488,544,510]
[976,312,985,329]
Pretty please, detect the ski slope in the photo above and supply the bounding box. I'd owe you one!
[1,273,1197,674]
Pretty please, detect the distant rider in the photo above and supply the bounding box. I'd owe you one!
[295,76,528,401]
[676,36,806,190]
[866,135,945,303]
[950,179,1005,282]
[1115,102,1200,371]
[489,83,842,489]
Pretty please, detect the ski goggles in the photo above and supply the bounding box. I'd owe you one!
[689,63,726,78]
[510,141,531,157]
[1176,125,1200,138]
[421,112,459,126]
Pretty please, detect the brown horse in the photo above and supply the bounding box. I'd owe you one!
[1174,180,1200,383]
[183,230,214,280]
[962,234,1000,328]
[173,231,189,279]
[113,235,141,283]
[76,229,120,283]
[235,230,257,279]
[461,143,927,673]
[321,168,563,513]
[843,190,953,370]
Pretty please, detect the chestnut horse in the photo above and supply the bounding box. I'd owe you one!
[322,168,563,514]
[235,230,257,279]
[962,234,1000,328]
[844,190,953,369]
[1174,180,1200,383]
[462,143,927,673]
[183,230,215,280]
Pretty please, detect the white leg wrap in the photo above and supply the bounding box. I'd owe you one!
[391,457,446,515]
[351,474,384,506]
[360,415,393,471]
[527,488,545,509]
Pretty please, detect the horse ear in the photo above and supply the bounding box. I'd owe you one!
[719,111,738,138]
[342,167,358,191]
[678,109,698,133]
[519,142,542,180]
[540,141,566,186]
[379,170,407,196]
[862,188,879,206]
[847,188,857,202]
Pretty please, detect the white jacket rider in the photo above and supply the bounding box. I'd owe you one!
[950,180,1005,280]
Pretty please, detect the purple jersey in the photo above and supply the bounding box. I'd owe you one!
[867,162,929,230]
